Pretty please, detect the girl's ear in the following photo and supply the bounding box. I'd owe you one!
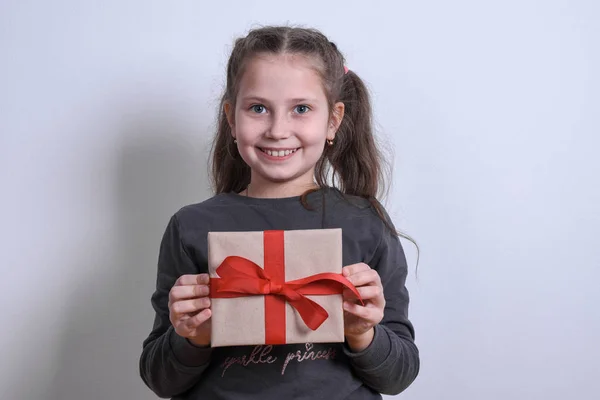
[327,102,345,140]
[224,102,236,136]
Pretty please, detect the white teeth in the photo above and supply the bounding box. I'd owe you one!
[262,148,297,157]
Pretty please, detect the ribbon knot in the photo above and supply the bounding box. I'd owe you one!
[267,281,283,294]
[257,280,284,295]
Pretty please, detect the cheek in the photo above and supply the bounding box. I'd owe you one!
[235,116,264,140]
[300,119,329,144]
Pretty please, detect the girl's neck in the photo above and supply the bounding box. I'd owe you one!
[244,177,319,199]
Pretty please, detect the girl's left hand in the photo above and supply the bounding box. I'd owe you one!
[342,263,386,351]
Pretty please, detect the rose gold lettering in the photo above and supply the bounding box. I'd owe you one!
[221,346,278,377]
[280,344,337,375]
[260,346,277,364]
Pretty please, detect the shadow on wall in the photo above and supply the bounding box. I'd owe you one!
[47,108,214,400]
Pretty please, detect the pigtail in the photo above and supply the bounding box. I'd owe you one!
[331,71,419,254]
[315,68,407,242]
[328,70,386,199]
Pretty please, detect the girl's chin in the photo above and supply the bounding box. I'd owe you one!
[251,168,315,186]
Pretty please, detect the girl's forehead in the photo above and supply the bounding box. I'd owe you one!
[238,53,326,98]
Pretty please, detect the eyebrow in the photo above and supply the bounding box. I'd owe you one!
[240,96,318,104]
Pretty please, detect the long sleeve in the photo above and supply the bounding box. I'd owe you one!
[343,215,420,395]
[139,214,213,398]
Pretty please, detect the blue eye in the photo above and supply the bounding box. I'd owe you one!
[251,105,266,113]
[295,105,310,114]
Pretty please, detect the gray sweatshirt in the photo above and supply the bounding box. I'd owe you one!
[139,188,420,399]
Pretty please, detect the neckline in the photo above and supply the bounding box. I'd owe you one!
[222,187,328,205]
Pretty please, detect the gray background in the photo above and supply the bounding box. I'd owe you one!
[1,1,598,399]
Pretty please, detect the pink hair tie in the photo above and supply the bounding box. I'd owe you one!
[344,65,349,74]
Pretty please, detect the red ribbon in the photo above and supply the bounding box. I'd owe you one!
[209,230,362,345]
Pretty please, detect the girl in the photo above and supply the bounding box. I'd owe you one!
[139,26,419,399]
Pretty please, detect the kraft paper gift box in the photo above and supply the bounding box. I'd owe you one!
[208,228,360,347]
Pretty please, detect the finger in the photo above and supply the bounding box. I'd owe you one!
[185,308,212,330]
[196,274,210,285]
[343,287,384,309]
[175,274,199,286]
[342,263,370,277]
[171,297,211,316]
[343,301,381,321]
[343,302,384,325]
[169,284,210,305]
[354,286,384,301]
[175,273,210,287]
[346,269,381,287]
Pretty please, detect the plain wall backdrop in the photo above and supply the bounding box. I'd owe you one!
[1,1,598,399]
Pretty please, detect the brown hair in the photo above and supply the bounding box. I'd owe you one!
[209,25,418,265]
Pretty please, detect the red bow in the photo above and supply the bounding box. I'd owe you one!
[211,255,362,330]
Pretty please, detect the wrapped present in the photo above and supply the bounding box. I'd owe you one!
[208,229,361,347]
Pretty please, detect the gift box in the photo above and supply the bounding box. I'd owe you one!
[208,229,360,347]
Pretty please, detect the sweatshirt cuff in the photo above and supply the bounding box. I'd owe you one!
[343,325,391,370]
[168,327,213,368]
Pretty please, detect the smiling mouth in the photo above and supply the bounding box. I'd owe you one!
[258,147,299,157]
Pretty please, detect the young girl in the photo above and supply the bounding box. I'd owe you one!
[139,26,419,399]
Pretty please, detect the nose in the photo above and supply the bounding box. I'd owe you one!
[265,112,291,140]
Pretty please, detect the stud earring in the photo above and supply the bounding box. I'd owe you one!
[327,139,334,146]
[233,139,237,144]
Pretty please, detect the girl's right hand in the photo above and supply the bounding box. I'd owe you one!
[169,273,212,346]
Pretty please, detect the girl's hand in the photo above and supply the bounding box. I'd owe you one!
[169,273,212,347]
[342,263,386,352]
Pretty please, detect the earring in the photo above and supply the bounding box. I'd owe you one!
[327,139,334,146]
[233,139,237,144]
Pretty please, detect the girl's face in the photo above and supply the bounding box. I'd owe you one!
[225,53,344,192]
